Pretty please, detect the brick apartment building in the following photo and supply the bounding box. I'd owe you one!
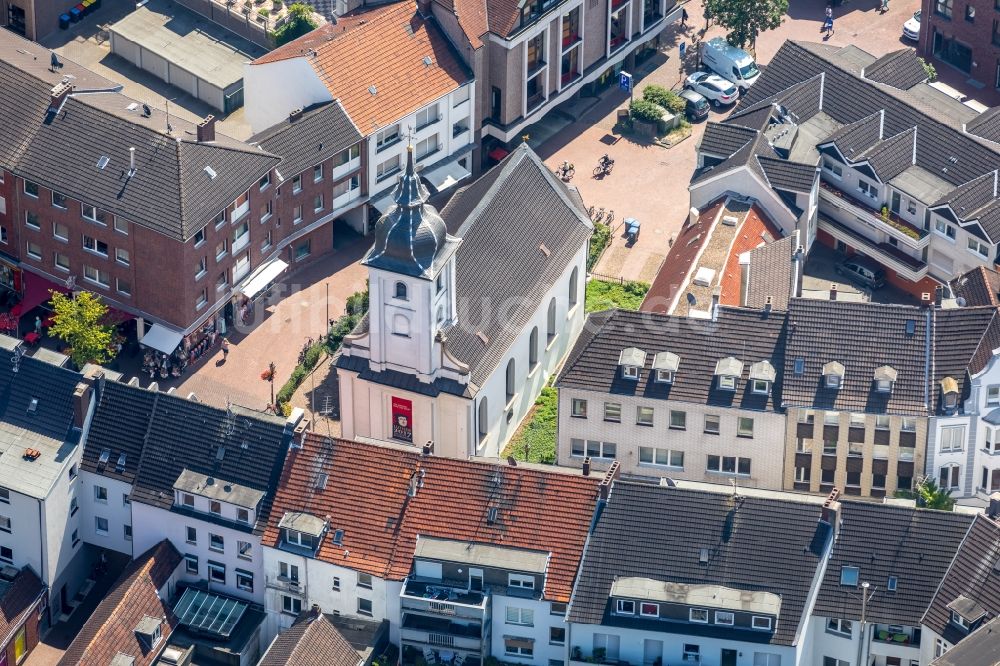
[0,28,366,350]
[919,0,1000,106]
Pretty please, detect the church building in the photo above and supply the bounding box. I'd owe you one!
[336,144,592,459]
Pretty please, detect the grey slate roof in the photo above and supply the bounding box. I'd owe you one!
[812,501,973,626]
[859,127,916,181]
[932,306,1000,409]
[698,122,758,157]
[756,155,817,192]
[782,299,930,414]
[966,107,1000,144]
[0,29,278,242]
[931,616,1000,665]
[88,380,291,535]
[823,111,883,160]
[568,482,827,647]
[745,234,798,311]
[557,307,787,411]
[922,515,1000,645]
[862,49,928,90]
[250,101,362,184]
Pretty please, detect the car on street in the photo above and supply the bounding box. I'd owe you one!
[902,10,920,41]
[678,89,710,121]
[684,71,740,107]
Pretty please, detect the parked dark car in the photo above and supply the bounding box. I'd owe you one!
[836,256,886,290]
[678,89,710,122]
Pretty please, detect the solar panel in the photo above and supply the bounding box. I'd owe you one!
[172,588,248,638]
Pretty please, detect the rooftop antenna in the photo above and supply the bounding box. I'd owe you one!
[165,97,175,134]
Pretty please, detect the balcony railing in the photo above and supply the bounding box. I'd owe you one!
[817,213,928,280]
[562,33,581,50]
[266,575,304,594]
[400,579,488,619]
[527,58,547,77]
[561,71,581,86]
[819,182,927,247]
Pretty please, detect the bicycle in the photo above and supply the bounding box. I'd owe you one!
[605,210,615,227]
[554,161,575,181]
[592,207,606,224]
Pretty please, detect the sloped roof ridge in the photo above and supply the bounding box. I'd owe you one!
[859,124,916,158]
[919,513,984,626]
[823,109,882,144]
[932,169,999,208]
[728,75,820,123]
[557,308,618,382]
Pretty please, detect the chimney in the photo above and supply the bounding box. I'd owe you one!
[764,296,772,316]
[197,115,216,143]
[820,488,842,537]
[829,284,837,301]
[416,0,430,15]
[507,456,518,467]
[129,147,136,174]
[934,285,943,307]
[988,492,1000,520]
[72,381,93,431]
[711,288,721,321]
[310,603,322,618]
[288,108,304,122]
[598,461,621,500]
[48,81,73,113]
[582,457,592,477]
[422,441,434,456]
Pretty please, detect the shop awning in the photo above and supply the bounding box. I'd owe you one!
[17,272,66,318]
[141,323,183,354]
[237,259,288,299]
[421,159,472,193]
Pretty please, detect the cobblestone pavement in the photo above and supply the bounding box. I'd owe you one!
[538,0,921,282]
[173,239,369,410]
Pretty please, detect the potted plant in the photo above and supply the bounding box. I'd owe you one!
[593,648,607,663]
[880,205,890,223]
[572,647,583,661]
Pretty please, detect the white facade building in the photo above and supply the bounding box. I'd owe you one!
[337,143,591,459]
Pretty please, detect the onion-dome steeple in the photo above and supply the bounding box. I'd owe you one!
[363,146,457,278]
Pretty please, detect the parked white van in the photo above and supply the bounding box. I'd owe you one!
[701,37,760,90]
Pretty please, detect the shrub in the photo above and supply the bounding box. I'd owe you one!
[273,2,318,45]
[258,7,269,16]
[629,98,663,123]
[919,57,937,82]
[642,84,686,114]
[503,386,558,464]
[588,222,611,270]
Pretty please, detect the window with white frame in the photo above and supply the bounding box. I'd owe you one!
[707,455,751,475]
[358,598,373,616]
[416,104,439,129]
[416,134,439,160]
[377,155,401,181]
[615,599,635,614]
[638,447,683,467]
[282,595,302,615]
[313,164,324,182]
[823,160,843,178]
[704,414,720,434]
[935,219,957,239]
[715,611,734,625]
[279,562,299,582]
[604,402,621,422]
[185,554,198,574]
[969,237,990,257]
[376,125,400,150]
[358,572,373,589]
[506,607,534,626]
[669,410,686,429]
[571,398,587,418]
[857,179,878,199]
[752,616,773,630]
[935,638,950,657]
[753,653,781,666]
[209,533,224,552]
[639,602,658,617]
[940,464,961,489]
[636,406,654,426]
[737,417,755,438]
[683,645,700,660]
[83,265,110,288]
[83,235,108,256]
[94,485,108,503]
[236,569,253,592]
[504,638,534,657]
[827,618,852,636]
[988,386,1000,406]
[689,608,709,623]
[207,560,225,584]
[940,425,965,452]
[509,573,535,589]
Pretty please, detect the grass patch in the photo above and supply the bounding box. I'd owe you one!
[585,279,649,312]
[503,386,558,464]
[588,222,611,270]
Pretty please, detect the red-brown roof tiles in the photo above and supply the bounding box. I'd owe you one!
[265,437,600,602]
[719,205,783,306]
[642,198,725,314]
[58,541,182,666]
[253,3,470,133]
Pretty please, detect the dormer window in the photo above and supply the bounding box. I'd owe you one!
[618,347,647,381]
[616,599,635,615]
[652,352,679,384]
[278,512,326,552]
[823,361,845,389]
[874,365,897,393]
[749,361,775,395]
[940,376,960,412]
[285,530,315,549]
[394,281,408,300]
[134,616,162,650]
[951,611,969,630]
[181,493,194,507]
[714,357,742,391]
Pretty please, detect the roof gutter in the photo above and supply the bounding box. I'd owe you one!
[925,306,932,412]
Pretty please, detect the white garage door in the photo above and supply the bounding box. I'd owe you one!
[140,47,169,80]
[110,33,141,66]
[198,82,225,112]
[168,63,199,98]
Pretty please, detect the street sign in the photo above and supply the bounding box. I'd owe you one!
[619,71,633,93]
[679,42,686,59]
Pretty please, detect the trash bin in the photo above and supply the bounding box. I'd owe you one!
[69,6,82,21]
[59,12,71,28]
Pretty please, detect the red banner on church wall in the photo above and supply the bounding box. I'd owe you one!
[392,396,413,443]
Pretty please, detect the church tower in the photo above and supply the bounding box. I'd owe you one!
[362,146,461,379]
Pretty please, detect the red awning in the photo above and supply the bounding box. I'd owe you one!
[17,273,67,319]
[488,147,510,162]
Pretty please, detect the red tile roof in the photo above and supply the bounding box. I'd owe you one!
[253,3,470,133]
[59,541,182,666]
[641,198,724,314]
[0,568,44,650]
[265,437,600,602]
[719,205,784,306]
[259,609,361,666]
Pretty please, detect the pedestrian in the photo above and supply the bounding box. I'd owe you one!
[826,16,835,35]
[34,316,41,335]
[825,5,832,18]
[681,7,688,25]
[222,337,230,360]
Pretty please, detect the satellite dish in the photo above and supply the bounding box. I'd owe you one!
[687,293,697,306]
[956,297,967,307]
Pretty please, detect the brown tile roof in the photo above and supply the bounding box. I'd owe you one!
[253,3,470,133]
[950,266,1000,307]
[265,437,599,602]
[59,541,182,666]
[0,568,44,649]
[432,0,489,48]
[641,198,725,314]
[719,205,784,307]
[259,609,362,666]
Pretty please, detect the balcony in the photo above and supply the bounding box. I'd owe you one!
[817,213,929,281]
[819,182,928,249]
[400,614,484,652]
[562,33,581,50]
[400,579,488,620]
[332,187,361,211]
[870,626,920,661]
[266,575,304,595]
[332,156,361,181]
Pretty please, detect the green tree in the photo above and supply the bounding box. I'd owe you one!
[703,0,788,50]
[273,2,318,46]
[48,291,115,368]
[642,85,686,114]
[919,57,937,82]
[916,477,955,511]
